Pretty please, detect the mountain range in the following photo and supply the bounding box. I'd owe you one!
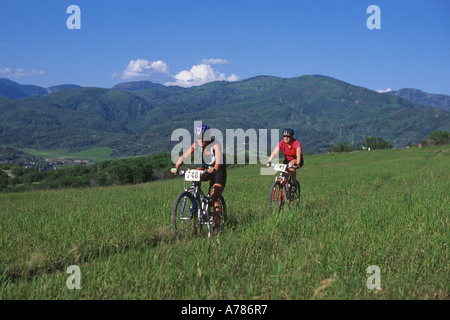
[0,78,80,99]
[386,88,450,112]
[0,76,449,158]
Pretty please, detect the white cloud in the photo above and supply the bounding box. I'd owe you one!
[113,59,172,82]
[165,64,239,88]
[0,68,44,78]
[376,88,393,93]
[113,58,239,87]
[201,58,230,65]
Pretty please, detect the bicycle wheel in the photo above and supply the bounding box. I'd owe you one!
[269,180,285,213]
[171,191,198,240]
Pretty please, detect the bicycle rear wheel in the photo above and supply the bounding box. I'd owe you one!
[171,191,198,240]
[268,180,285,213]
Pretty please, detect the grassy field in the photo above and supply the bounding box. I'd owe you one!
[0,146,448,300]
[21,147,113,162]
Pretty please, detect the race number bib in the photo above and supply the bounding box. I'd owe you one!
[185,170,201,181]
[274,164,287,172]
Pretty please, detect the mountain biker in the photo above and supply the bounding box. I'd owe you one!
[172,124,227,231]
[266,128,303,182]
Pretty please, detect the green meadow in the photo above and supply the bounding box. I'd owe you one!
[0,146,448,299]
[21,147,114,162]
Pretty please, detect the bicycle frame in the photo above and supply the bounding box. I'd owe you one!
[178,169,214,232]
[271,164,294,200]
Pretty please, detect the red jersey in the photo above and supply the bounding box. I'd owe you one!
[278,139,301,161]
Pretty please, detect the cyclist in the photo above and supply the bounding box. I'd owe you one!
[266,128,303,182]
[172,124,227,231]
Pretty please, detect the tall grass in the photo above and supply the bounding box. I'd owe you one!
[0,146,448,299]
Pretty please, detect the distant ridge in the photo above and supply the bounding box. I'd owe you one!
[112,81,164,92]
[385,88,450,112]
[0,78,80,99]
[47,84,81,93]
[0,78,47,98]
[0,78,165,98]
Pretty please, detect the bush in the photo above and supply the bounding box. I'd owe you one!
[422,131,450,146]
[328,142,360,153]
[362,137,393,150]
[22,171,45,184]
[12,166,27,177]
[0,171,8,190]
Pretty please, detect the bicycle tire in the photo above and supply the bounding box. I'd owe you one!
[171,191,197,240]
[268,180,285,213]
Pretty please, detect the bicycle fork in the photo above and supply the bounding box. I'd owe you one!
[272,179,288,202]
[180,195,196,220]
[194,195,213,237]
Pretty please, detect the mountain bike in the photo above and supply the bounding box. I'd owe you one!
[171,169,227,239]
[268,163,301,213]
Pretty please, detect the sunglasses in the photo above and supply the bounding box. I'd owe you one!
[283,135,292,138]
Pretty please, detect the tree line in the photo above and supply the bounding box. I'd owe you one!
[328,131,450,153]
[328,136,393,153]
[0,153,173,192]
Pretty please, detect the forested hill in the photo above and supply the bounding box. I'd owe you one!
[1,75,449,157]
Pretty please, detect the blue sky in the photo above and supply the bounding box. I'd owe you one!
[1,0,449,94]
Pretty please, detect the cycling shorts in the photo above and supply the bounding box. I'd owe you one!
[283,155,304,168]
[210,165,227,187]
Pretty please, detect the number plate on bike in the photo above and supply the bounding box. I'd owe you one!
[274,164,287,171]
[185,170,201,181]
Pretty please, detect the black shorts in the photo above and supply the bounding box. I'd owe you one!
[198,164,227,187]
[210,166,227,187]
[283,154,304,168]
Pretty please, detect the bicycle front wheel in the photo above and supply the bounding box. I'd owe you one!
[268,180,285,213]
[171,191,198,240]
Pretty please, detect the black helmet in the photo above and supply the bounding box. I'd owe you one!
[282,128,294,137]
